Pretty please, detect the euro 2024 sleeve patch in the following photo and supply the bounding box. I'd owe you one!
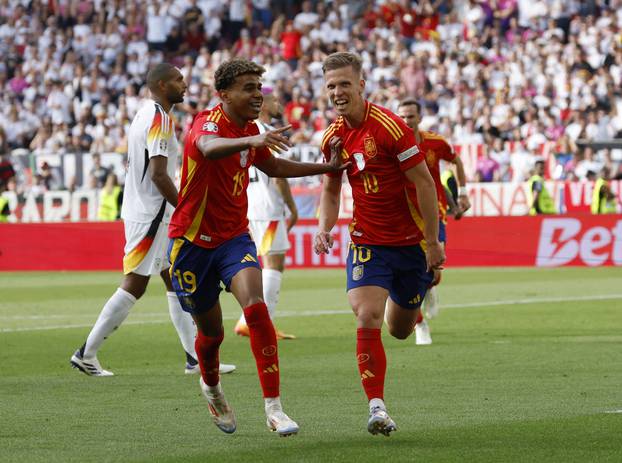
[202,121,219,133]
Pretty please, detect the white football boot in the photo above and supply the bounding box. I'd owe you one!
[423,286,440,319]
[70,350,114,377]
[415,320,432,345]
[200,377,236,434]
[185,361,236,375]
[367,405,397,436]
[265,399,299,437]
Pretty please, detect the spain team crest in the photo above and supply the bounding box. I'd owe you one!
[426,149,436,165]
[364,136,377,158]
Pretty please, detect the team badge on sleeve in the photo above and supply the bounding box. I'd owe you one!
[202,121,219,133]
[159,139,168,151]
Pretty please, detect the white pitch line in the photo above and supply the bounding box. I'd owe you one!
[2,294,622,333]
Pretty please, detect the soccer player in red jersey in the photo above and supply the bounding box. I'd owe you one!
[314,52,445,436]
[397,98,471,344]
[167,59,347,436]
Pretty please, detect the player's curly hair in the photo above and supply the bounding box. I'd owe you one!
[214,59,266,91]
[322,52,363,75]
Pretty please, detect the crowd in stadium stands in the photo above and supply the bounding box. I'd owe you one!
[1,0,622,199]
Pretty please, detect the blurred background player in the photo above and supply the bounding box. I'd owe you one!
[97,172,123,221]
[70,63,235,377]
[314,53,445,436]
[441,170,464,220]
[591,167,618,214]
[397,99,471,345]
[167,59,347,436]
[234,87,297,340]
[528,159,556,215]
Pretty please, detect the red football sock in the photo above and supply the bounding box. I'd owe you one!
[415,310,424,325]
[195,331,223,387]
[243,302,280,398]
[356,328,386,401]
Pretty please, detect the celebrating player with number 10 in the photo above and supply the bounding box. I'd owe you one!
[314,52,446,436]
[167,59,347,436]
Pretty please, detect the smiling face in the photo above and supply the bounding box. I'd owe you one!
[324,65,366,122]
[220,73,264,124]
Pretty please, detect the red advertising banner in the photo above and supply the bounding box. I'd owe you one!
[1,214,621,271]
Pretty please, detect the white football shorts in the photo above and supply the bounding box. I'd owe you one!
[248,219,290,256]
[122,219,170,276]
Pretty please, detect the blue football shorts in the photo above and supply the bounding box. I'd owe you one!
[346,242,434,310]
[438,220,446,244]
[167,233,261,314]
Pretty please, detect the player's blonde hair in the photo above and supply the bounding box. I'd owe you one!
[322,52,363,76]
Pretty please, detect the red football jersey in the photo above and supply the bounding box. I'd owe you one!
[419,131,456,223]
[168,104,271,248]
[321,101,425,246]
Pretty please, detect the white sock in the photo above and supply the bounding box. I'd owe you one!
[237,269,283,325]
[262,269,283,319]
[369,398,386,411]
[167,291,197,359]
[83,288,136,359]
[265,396,282,414]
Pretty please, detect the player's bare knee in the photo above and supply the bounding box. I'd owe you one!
[387,324,412,340]
[354,305,384,328]
[120,274,149,299]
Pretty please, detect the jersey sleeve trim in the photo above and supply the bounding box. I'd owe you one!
[397,145,420,162]
[147,105,173,158]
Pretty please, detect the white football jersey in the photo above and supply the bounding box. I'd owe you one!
[247,122,288,221]
[121,100,178,224]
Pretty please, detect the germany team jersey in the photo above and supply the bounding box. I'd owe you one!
[121,100,178,224]
[168,104,271,248]
[419,131,456,223]
[247,121,288,221]
[321,101,425,246]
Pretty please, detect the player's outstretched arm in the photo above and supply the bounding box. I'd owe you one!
[275,178,298,231]
[149,155,178,207]
[452,156,471,213]
[257,134,350,178]
[196,125,293,160]
[314,175,342,255]
[405,163,445,270]
[256,156,348,178]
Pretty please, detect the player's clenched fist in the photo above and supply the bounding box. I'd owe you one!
[313,230,334,255]
[425,241,446,272]
[249,124,293,154]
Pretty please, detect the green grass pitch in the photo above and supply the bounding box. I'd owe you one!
[1,267,621,462]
